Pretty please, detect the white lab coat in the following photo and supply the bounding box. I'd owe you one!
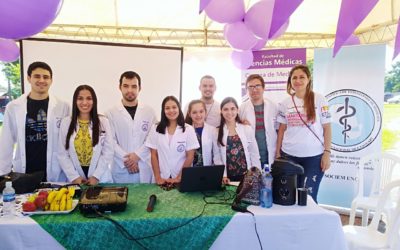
[105,102,156,183]
[145,123,200,179]
[0,93,70,181]
[239,98,279,165]
[213,123,261,177]
[57,116,114,183]
[198,123,219,166]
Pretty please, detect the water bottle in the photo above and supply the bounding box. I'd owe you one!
[2,181,16,218]
[260,165,273,208]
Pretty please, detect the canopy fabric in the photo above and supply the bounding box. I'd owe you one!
[36,0,400,48]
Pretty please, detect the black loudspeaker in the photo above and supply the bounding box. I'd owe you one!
[271,159,304,206]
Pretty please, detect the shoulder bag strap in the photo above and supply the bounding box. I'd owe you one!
[291,95,324,147]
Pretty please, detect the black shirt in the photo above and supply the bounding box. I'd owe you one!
[25,97,49,180]
[124,105,138,120]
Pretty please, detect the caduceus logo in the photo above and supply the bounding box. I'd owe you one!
[326,89,381,152]
[337,97,356,144]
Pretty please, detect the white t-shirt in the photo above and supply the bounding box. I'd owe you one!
[277,93,331,157]
[145,123,200,178]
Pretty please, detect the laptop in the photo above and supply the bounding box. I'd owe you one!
[178,165,225,192]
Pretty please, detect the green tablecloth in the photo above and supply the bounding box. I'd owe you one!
[32,184,236,250]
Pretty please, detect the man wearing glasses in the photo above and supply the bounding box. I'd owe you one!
[239,74,279,168]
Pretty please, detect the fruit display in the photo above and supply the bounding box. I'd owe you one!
[22,187,76,212]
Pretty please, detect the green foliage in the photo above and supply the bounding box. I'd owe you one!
[307,59,314,76]
[0,60,21,99]
[385,61,400,93]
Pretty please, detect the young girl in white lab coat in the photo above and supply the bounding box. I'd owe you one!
[58,85,114,185]
[146,96,199,185]
[214,97,261,184]
[185,99,220,167]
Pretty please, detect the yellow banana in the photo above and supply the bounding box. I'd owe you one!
[53,201,60,211]
[66,196,73,210]
[44,203,50,211]
[47,190,57,203]
[55,188,68,201]
[68,187,75,198]
[60,194,67,211]
[50,200,56,211]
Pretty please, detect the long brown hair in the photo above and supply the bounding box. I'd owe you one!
[287,65,315,122]
[184,99,206,125]
[217,97,242,146]
[66,85,100,150]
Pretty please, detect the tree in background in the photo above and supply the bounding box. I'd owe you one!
[0,61,21,100]
[307,59,314,76]
[385,61,400,93]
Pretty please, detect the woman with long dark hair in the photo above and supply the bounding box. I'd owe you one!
[275,65,332,203]
[58,85,114,185]
[214,97,260,184]
[185,99,219,167]
[145,96,199,185]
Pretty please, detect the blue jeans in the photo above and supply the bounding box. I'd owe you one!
[280,151,324,203]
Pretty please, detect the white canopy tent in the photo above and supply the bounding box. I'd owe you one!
[36,0,400,50]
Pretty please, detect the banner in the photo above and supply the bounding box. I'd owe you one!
[241,48,306,103]
[314,44,385,208]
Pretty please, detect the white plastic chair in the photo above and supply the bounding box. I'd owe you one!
[343,179,400,250]
[349,152,400,226]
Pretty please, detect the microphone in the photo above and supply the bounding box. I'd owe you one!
[146,194,157,212]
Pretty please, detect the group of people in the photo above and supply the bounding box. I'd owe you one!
[0,61,331,202]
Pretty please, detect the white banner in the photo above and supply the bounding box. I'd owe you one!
[314,44,386,208]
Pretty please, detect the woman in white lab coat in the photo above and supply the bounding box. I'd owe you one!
[58,85,113,185]
[145,96,199,185]
[184,99,219,166]
[214,97,261,184]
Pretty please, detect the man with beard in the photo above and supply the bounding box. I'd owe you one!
[185,75,220,127]
[106,71,156,183]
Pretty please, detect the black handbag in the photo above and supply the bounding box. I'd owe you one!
[0,171,44,194]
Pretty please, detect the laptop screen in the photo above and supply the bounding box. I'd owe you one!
[178,165,225,192]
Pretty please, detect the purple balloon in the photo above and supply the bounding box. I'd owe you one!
[344,34,360,46]
[224,22,258,51]
[244,0,275,39]
[0,0,63,39]
[252,38,268,51]
[205,0,245,24]
[231,50,254,70]
[0,39,20,62]
[269,20,289,40]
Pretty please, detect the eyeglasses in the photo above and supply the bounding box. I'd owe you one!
[247,84,263,90]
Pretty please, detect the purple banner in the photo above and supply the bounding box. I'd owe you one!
[249,48,306,69]
[241,48,306,103]
[393,17,400,60]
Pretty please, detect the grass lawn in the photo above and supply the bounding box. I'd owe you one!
[382,104,400,151]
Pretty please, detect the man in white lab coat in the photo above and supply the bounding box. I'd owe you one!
[106,71,156,183]
[0,62,70,181]
[239,74,278,167]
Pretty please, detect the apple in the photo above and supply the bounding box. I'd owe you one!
[22,201,37,212]
[38,190,49,199]
[34,196,47,210]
